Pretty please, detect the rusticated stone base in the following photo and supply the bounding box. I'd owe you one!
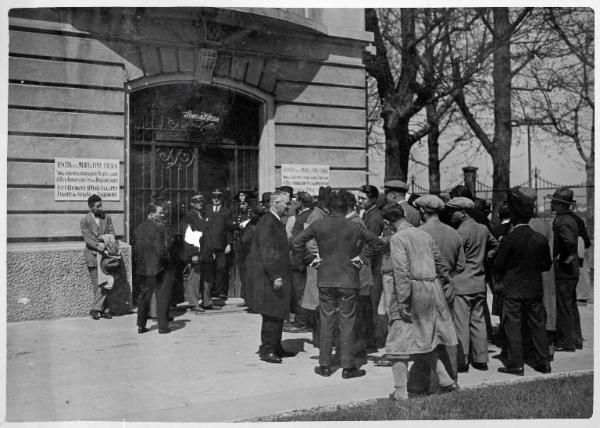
[7,242,132,322]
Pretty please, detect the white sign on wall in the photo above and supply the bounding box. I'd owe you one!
[281,164,330,196]
[55,158,120,201]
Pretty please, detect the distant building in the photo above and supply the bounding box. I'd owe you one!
[7,7,373,320]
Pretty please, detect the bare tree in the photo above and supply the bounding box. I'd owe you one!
[453,7,533,211]
[364,8,486,183]
[523,8,594,232]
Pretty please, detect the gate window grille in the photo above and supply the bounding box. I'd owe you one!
[129,84,259,239]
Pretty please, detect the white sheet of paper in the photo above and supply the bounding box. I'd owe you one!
[184,225,202,248]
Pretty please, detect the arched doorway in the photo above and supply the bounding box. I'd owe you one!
[128,83,260,236]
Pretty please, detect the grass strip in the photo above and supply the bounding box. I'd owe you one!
[256,372,593,421]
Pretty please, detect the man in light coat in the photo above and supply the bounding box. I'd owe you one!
[80,194,116,320]
[446,197,498,372]
[412,194,465,392]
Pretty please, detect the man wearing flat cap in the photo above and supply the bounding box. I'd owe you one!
[412,194,465,392]
[376,180,420,355]
[495,187,553,375]
[383,180,421,227]
[550,187,583,351]
[446,196,498,372]
[205,188,234,306]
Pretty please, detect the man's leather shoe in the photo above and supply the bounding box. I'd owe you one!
[471,362,488,371]
[498,366,524,376]
[260,353,282,364]
[189,306,205,312]
[439,382,460,393]
[89,310,102,320]
[138,326,148,334]
[457,365,469,373]
[533,364,551,374]
[314,366,332,377]
[276,349,296,358]
[201,305,215,310]
[102,310,112,319]
[158,327,171,334]
[342,368,366,379]
[555,346,576,352]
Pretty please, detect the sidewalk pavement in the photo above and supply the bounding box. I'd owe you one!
[5,299,594,422]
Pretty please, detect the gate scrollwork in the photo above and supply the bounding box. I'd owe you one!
[155,146,195,170]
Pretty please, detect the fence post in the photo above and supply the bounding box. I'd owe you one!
[462,166,478,197]
[534,167,539,215]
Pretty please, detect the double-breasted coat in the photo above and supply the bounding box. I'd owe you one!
[245,211,292,320]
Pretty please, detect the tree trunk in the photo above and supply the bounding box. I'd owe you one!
[382,99,411,181]
[427,104,441,194]
[491,8,512,212]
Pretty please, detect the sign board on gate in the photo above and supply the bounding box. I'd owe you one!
[281,164,329,196]
[55,158,120,201]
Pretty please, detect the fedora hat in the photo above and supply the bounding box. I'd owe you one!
[550,187,574,205]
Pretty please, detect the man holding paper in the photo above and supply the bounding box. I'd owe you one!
[181,194,212,311]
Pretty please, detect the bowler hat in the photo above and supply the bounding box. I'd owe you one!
[550,187,575,205]
[414,194,445,212]
[446,196,474,210]
[384,179,409,191]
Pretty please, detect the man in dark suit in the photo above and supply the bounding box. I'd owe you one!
[294,191,385,379]
[205,188,234,303]
[245,191,294,363]
[495,187,552,375]
[80,194,116,320]
[288,191,314,332]
[358,184,385,351]
[551,187,583,352]
[134,202,172,334]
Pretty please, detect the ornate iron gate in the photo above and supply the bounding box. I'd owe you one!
[129,84,259,238]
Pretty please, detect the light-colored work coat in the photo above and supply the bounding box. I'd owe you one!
[384,223,457,356]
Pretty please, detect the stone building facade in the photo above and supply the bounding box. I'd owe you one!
[6,7,373,321]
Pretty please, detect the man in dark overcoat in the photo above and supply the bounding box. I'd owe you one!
[495,187,552,375]
[245,191,294,364]
[358,184,385,351]
[134,202,173,334]
[551,187,583,351]
[205,188,234,302]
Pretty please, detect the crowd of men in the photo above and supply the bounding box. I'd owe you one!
[80,178,590,399]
